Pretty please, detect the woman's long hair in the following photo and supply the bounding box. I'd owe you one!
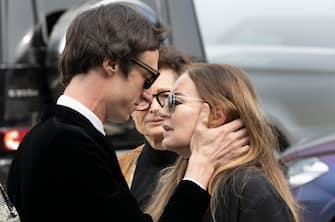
[145,63,299,222]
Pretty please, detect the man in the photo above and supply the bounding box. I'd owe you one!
[7,3,249,222]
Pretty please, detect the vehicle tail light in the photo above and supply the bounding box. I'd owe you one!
[1,128,29,151]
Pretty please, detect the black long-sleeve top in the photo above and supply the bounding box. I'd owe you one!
[204,167,294,222]
[131,142,178,209]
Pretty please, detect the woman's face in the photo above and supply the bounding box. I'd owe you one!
[132,68,177,149]
[161,73,204,157]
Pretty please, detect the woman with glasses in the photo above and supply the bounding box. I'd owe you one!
[146,63,300,222]
[117,46,189,209]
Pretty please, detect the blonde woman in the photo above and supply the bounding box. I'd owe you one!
[147,63,299,222]
[118,47,249,210]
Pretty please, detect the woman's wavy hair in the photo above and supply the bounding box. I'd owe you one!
[145,63,299,222]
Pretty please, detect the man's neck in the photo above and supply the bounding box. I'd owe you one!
[57,95,106,135]
[63,72,107,122]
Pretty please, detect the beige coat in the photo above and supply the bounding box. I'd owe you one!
[117,144,144,187]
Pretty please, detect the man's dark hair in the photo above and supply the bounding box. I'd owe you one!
[158,46,193,76]
[59,3,166,85]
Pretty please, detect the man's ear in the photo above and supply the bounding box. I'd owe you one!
[102,58,119,76]
[208,106,226,128]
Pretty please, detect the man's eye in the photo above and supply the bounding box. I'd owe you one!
[142,72,151,81]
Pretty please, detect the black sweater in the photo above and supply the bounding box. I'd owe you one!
[131,142,177,209]
[204,168,293,222]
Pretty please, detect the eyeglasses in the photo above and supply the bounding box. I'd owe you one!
[136,90,170,111]
[130,58,160,89]
[162,92,205,113]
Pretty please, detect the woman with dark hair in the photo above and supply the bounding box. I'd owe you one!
[146,63,300,222]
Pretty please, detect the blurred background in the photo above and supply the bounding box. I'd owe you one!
[1,0,335,221]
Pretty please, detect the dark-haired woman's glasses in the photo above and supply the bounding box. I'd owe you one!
[136,90,170,111]
[130,58,160,89]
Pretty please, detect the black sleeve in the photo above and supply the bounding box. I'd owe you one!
[159,180,210,222]
[238,175,293,222]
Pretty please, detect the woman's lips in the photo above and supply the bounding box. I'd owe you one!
[147,118,164,124]
[152,117,163,122]
[148,120,163,126]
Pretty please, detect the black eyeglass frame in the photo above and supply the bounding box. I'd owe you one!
[136,90,170,111]
[130,58,160,89]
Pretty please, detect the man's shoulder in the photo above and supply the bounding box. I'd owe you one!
[19,114,105,160]
[26,117,87,142]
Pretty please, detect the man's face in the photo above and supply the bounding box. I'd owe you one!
[106,50,159,123]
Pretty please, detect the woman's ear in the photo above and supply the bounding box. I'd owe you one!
[208,106,226,128]
[102,58,119,76]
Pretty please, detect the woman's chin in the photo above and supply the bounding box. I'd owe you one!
[163,141,188,156]
[146,129,164,139]
[162,139,175,151]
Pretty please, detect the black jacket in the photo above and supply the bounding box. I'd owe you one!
[204,168,293,222]
[7,104,209,222]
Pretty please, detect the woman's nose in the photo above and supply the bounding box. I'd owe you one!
[158,103,170,118]
[149,98,162,114]
[149,106,158,114]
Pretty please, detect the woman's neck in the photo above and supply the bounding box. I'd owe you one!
[145,136,164,151]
